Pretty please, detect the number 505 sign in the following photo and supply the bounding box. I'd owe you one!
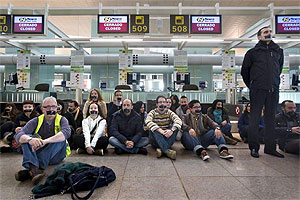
[130,15,149,34]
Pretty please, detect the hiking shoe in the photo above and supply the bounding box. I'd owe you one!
[76,148,85,154]
[201,150,210,161]
[137,147,148,155]
[166,149,176,160]
[31,168,46,185]
[156,148,162,158]
[15,170,31,182]
[31,172,46,185]
[94,149,104,156]
[219,150,234,160]
[224,135,238,145]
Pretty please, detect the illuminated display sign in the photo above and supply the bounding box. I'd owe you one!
[170,15,189,34]
[275,15,300,34]
[0,15,12,34]
[130,14,149,33]
[98,15,129,34]
[13,15,44,34]
[190,15,221,34]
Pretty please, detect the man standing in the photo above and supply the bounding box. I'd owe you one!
[276,100,300,154]
[241,26,284,158]
[109,99,149,155]
[14,97,71,185]
[146,96,182,160]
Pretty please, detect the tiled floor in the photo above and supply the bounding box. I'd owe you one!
[0,141,299,200]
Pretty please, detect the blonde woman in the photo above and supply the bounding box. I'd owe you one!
[83,88,107,119]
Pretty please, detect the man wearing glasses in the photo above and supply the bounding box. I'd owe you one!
[241,26,284,158]
[14,96,71,185]
[145,95,182,160]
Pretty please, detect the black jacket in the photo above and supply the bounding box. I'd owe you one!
[107,102,122,130]
[241,40,284,90]
[110,110,143,144]
[275,112,300,150]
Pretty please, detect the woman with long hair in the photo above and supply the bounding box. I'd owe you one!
[0,103,20,125]
[73,102,108,155]
[83,88,107,119]
[238,103,265,143]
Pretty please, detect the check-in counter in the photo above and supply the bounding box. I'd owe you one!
[1,91,48,103]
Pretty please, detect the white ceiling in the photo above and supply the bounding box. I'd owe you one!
[0,0,299,54]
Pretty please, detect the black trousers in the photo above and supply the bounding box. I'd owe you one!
[72,134,109,151]
[0,121,15,139]
[239,126,265,143]
[249,88,278,152]
[285,139,300,155]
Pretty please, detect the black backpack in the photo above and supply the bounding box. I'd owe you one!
[68,166,116,200]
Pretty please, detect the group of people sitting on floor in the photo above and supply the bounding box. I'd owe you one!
[0,88,299,185]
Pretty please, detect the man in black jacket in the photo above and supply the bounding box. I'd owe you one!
[276,100,300,154]
[241,26,284,158]
[109,99,149,155]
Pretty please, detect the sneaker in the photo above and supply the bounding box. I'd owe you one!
[76,148,85,154]
[166,149,176,160]
[15,170,31,182]
[201,150,210,161]
[156,148,162,158]
[137,147,148,155]
[219,150,234,159]
[94,149,104,156]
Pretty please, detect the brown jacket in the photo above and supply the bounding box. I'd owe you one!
[182,112,219,135]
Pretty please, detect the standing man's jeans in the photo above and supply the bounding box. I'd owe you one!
[22,141,67,170]
[249,88,278,152]
[149,130,178,154]
[109,137,149,153]
[181,130,228,153]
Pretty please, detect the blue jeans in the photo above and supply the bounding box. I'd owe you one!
[22,141,67,170]
[109,136,149,154]
[221,123,232,137]
[181,130,228,153]
[149,130,177,154]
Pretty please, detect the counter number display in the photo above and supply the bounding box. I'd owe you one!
[130,15,149,33]
[0,15,12,34]
[170,15,189,34]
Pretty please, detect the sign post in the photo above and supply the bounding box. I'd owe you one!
[16,49,31,89]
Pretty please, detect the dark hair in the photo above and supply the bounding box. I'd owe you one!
[170,94,179,104]
[257,26,270,36]
[133,101,145,113]
[189,100,200,109]
[23,100,34,106]
[180,96,188,99]
[69,100,79,107]
[114,90,122,96]
[156,95,166,103]
[122,98,133,106]
[87,102,104,118]
[2,102,20,121]
[243,103,251,114]
[281,100,294,108]
[211,99,223,111]
[57,100,66,115]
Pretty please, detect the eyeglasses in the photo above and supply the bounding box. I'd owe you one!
[43,105,57,109]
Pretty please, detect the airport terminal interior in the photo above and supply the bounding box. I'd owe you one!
[0,0,300,199]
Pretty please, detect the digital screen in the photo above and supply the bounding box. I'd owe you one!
[13,15,44,34]
[275,15,300,34]
[98,15,129,34]
[130,15,149,33]
[190,15,221,34]
[170,15,189,34]
[0,15,12,34]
